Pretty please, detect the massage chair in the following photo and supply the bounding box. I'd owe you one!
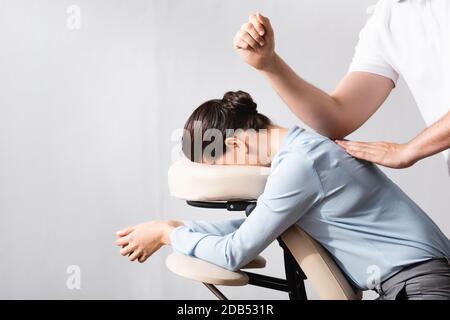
[166,158,362,300]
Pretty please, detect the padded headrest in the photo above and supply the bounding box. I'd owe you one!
[168,158,270,201]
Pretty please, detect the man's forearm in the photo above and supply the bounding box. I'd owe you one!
[335,109,450,169]
[407,109,450,164]
[260,53,344,138]
[259,53,394,139]
[234,12,394,139]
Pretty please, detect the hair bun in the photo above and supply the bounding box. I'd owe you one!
[222,90,257,115]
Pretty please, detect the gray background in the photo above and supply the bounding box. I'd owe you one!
[0,0,448,300]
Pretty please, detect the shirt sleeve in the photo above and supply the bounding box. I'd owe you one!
[348,4,399,85]
[182,218,246,236]
[170,151,324,271]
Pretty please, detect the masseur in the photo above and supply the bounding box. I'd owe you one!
[233,2,450,173]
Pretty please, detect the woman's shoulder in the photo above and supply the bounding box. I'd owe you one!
[284,126,330,151]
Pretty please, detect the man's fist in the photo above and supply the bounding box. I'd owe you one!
[233,12,276,70]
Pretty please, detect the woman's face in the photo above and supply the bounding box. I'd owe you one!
[213,129,272,166]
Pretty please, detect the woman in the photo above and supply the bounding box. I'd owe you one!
[117,91,450,300]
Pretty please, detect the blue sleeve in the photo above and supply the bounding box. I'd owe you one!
[183,219,246,236]
[170,151,324,271]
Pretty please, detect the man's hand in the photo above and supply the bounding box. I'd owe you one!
[336,140,416,169]
[233,12,276,70]
[116,220,183,263]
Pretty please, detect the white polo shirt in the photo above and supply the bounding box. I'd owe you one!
[349,0,450,173]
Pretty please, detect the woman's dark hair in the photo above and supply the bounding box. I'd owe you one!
[182,90,272,162]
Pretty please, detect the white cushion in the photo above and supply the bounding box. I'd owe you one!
[166,252,249,286]
[166,252,266,286]
[168,158,270,201]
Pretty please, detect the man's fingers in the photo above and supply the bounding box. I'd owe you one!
[116,226,134,237]
[255,12,266,24]
[337,140,384,151]
[346,144,378,155]
[256,12,273,36]
[234,38,250,50]
[346,149,377,162]
[337,140,381,158]
[338,141,370,148]
[233,12,273,51]
[243,21,264,45]
[335,140,348,146]
[249,14,265,36]
[348,143,380,151]
[238,30,259,49]
[337,140,408,168]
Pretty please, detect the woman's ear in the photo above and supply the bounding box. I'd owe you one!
[224,135,250,165]
[224,136,249,153]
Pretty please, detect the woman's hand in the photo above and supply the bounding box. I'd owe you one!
[233,12,276,71]
[116,220,183,263]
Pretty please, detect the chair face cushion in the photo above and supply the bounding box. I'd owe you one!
[168,158,270,201]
